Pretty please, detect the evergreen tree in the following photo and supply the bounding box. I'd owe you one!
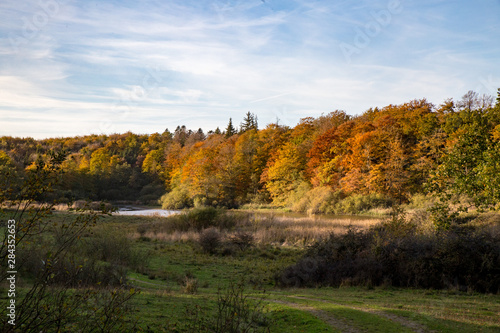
[225,118,237,138]
[240,112,258,132]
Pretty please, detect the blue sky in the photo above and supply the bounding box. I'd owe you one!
[1,0,499,139]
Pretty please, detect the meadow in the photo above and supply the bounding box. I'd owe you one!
[123,209,500,332]
[2,208,497,332]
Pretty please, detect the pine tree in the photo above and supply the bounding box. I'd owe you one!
[240,112,258,132]
[225,118,237,138]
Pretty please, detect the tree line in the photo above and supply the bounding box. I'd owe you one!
[2,92,500,217]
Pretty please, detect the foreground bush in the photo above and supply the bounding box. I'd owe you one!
[279,215,500,293]
[0,153,138,332]
[186,281,269,332]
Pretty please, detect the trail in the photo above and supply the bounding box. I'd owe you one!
[128,277,433,333]
[267,299,361,333]
[288,295,434,333]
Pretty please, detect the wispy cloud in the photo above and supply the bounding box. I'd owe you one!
[0,0,499,138]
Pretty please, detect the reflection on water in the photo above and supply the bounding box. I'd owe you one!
[115,207,180,217]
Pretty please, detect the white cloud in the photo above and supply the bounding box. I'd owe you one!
[0,0,499,138]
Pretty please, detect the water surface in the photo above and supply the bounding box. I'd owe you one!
[115,207,179,217]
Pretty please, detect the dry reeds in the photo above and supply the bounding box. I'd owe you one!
[130,209,381,246]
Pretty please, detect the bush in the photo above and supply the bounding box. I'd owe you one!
[290,186,343,214]
[51,258,129,287]
[185,207,220,229]
[186,281,269,332]
[287,181,313,211]
[229,231,254,251]
[199,227,222,254]
[336,193,393,214]
[163,207,237,232]
[183,276,199,294]
[160,184,193,209]
[279,217,500,293]
[287,186,392,215]
[17,225,148,287]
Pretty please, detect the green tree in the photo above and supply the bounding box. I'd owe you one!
[240,112,258,132]
[225,118,237,138]
[428,99,500,228]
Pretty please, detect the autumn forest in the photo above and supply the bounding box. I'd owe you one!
[2,90,500,332]
[2,90,500,221]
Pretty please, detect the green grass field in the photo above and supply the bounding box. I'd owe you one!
[99,212,499,333]
[128,243,500,332]
[2,211,499,332]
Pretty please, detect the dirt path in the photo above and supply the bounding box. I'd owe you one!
[127,277,432,333]
[267,299,361,333]
[288,295,433,333]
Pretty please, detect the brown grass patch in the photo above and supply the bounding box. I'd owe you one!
[130,211,381,246]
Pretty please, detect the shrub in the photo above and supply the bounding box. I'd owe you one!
[229,231,254,251]
[53,259,129,287]
[183,276,199,294]
[287,181,313,212]
[133,208,239,238]
[290,186,343,214]
[336,193,393,214]
[160,184,193,209]
[406,193,434,209]
[172,207,237,232]
[186,281,270,332]
[185,206,220,229]
[199,227,222,254]
[308,187,343,214]
[288,188,392,215]
[279,218,500,293]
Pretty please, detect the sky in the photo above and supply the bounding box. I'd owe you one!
[1,0,499,139]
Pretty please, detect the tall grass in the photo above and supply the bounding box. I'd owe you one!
[132,208,381,246]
